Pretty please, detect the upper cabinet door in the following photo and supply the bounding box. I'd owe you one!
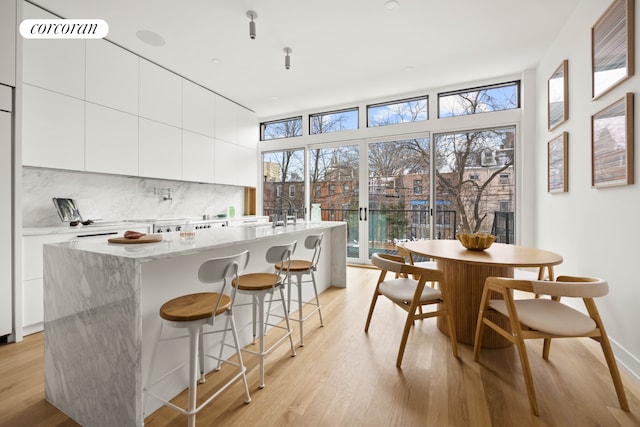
[214,139,237,186]
[139,59,182,128]
[237,107,257,148]
[182,80,215,137]
[86,103,138,176]
[0,0,16,86]
[139,118,182,180]
[182,130,214,183]
[86,39,138,115]
[215,95,238,144]
[236,145,257,187]
[22,84,85,171]
[22,3,85,99]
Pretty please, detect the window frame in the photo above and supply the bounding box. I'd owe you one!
[366,95,429,127]
[260,116,303,141]
[309,107,359,135]
[437,81,521,119]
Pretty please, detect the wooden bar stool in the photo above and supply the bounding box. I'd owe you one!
[144,251,251,427]
[232,242,297,389]
[275,233,324,347]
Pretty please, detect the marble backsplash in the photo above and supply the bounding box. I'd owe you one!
[23,167,245,227]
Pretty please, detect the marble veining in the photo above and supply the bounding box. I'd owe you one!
[44,245,142,426]
[23,167,244,227]
[43,221,347,426]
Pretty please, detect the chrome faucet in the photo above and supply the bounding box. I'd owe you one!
[154,187,173,201]
[275,196,297,225]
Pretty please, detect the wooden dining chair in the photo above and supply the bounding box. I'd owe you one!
[396,242,437,283]
[473,275,629,416]
[365,253,458,368]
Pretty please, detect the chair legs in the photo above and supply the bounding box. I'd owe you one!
[144,314,251,425]
[287,270,324,347]
[242,287,296,388]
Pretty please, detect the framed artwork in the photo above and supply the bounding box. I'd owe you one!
[548,133,568,193]
[591,0,635,99]
[591,93,634,188]
[548,60,568,130]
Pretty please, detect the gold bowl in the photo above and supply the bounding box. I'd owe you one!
[456,232,496,251]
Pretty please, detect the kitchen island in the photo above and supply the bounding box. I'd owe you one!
[43,221,347,427]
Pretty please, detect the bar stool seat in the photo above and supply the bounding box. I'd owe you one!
[232,242,297,389]
[275,233,324,347]
[160,292,231,321]
[144,251,251,427]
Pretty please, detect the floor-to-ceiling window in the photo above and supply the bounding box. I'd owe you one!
[259,79,521,263]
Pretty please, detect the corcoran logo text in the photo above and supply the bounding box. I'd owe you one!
[20,19,109,39]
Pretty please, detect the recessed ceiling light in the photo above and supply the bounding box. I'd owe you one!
[136,29,165,47]
[384,0,399,10]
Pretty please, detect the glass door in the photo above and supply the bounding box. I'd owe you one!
[367,137,430,259]
[309,144,362,261]
[262,149,306,221]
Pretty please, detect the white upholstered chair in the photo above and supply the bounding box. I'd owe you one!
[473,275,629,416]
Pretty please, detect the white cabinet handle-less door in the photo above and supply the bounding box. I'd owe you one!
[0,106,12,337]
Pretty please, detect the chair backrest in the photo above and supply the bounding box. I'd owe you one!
[371,252,405,274]
[304,233,323,269]
[266,241,297,280]
[532,275,608,298]
[198,250,250,314]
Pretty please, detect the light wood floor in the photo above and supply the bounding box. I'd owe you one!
[1,266,639,427]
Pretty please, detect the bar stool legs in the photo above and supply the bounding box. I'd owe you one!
[232,242,298,389]
[144,251,251,426]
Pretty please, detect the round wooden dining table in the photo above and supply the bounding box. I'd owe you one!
[403,240,563,348]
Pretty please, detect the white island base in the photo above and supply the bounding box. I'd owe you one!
[43,222,347,427]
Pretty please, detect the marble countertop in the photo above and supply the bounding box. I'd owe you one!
[23,215,269,236]
[45,221,344,262]
[23,222,150,236]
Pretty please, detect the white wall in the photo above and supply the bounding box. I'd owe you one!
[535,0,640,381]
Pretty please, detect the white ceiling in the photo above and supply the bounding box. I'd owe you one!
[29,0,581,120]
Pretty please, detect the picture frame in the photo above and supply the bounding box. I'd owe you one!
[548,132,568,193]
[591,93,634,188]
[548,60,568,130]
[591,0,635,99]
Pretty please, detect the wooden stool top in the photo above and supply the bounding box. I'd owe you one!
[233,273,283,291]
[275,260,312,272]
[159,292,231,322]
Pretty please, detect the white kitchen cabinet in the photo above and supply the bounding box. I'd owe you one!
[86,103,138,176]
[0,107,11,336]
[182,130,214,183]
[182,79,215,137]
[236,145,258,187]
[139,59,182,128]
[22,84,85,171]
[0,0,16,87]
[213,139,237,185]
[22,226,150,335]
[86,39,138,115]
[214,95,238,144]
[139,118,182,180]
[237,107,257,148]
[22,3,85,99]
